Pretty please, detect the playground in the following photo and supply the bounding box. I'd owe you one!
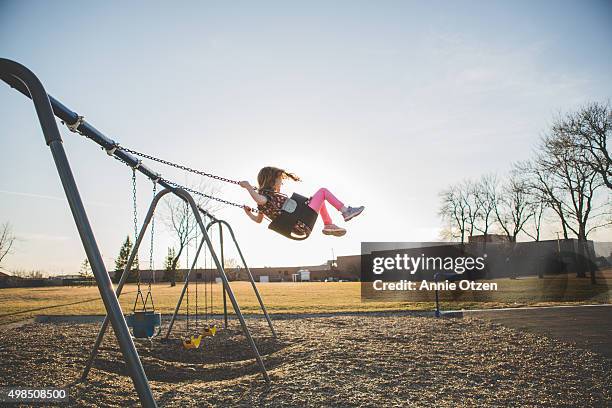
[1,308,611,407]
[2,2,612,407]
[1,271,611,406]
[0,50,611,405]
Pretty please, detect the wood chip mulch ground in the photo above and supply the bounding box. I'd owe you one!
[0,314,610,407]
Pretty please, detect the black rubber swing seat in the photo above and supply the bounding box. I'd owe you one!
[268,193,318,241]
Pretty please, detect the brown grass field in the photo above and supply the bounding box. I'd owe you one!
[1,273,610,325]
[0,282,418,325]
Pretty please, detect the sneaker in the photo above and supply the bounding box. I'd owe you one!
[322,224,347,237]
[342,206,364,222]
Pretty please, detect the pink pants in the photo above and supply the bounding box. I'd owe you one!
[308,188,344,225]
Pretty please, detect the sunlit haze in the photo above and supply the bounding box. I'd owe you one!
[1,1,611,274]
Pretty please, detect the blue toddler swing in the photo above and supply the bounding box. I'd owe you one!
[124,170,162,339]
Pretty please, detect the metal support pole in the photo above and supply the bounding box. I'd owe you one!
[82,189,171,381]
[162,192,269,381]
[207,220,277,338]
[165,236,206,339]
[174,191,270,382]
[219,224,229,328]
[0,59,157,408]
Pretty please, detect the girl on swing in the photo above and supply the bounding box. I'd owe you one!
[240,166,364,237]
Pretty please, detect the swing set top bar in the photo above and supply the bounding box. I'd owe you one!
[0,62,218,221]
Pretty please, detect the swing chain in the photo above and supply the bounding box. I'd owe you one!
[205,228,210,323]
[160,178,260,213]
[116,146,260,212]
[186,271,190,331]
[131,169,146,312]
[194,226,199,330]
[132,169,139,242]
[63,123,255,214]
[65,120,242,187]
[144,181,157,311]
[149,182,156,271]
[117,145,242,186]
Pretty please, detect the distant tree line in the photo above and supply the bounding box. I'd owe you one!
[440,102,610,243]
[439,102,611,281]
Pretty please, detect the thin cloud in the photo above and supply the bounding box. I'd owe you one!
[0,189,117,208]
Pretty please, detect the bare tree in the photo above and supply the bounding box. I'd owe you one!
[461,179,481,240]
[165,197,198,286]
[533,112,610,281]
[0,222,16,270]
[553,102,611,190]
[523,199,547,242]
[222,257,241,280]
[162,183,221,286]
[473,174,498,239]
[537,123,607,242]
[494,171,533,242]
[439,185,469,243]
[519,160,571,239]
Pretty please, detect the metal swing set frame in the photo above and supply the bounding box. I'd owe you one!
[0,58,275,408]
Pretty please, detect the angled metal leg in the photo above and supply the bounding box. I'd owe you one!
[207,219,277,338]
[164,236,206,339]
[168,190,270,382]
[82,188,173,381]
[219,224,229,328]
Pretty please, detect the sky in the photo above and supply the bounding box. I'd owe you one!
[1,0,611,275]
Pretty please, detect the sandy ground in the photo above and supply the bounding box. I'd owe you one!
[0,315,610,407]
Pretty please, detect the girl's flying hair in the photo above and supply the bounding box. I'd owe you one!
[257,167,300,190]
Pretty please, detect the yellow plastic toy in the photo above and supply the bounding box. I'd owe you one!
[182,334,203,349]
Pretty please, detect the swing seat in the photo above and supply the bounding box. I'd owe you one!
[125,311,162,339]
[268,193,318,241]
[182,334,203,349]
[201,324,217,337]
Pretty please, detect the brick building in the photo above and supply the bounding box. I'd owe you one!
[108,260,360,283]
